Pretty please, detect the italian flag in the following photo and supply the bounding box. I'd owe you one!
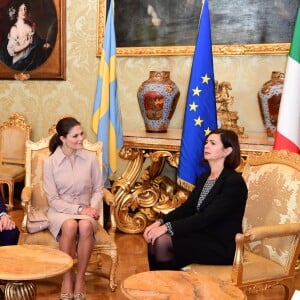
[273,7,300,154]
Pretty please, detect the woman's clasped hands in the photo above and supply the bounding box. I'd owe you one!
[143,220,167,245]
[81,206,99,220]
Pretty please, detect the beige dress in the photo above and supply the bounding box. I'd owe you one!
[43,147,103,239]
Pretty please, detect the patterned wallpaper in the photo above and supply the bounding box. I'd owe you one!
[0,1,99,141]
[0,0,288,175]
[117,54,287,134]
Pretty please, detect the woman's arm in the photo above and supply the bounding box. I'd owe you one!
[161,175,207,224]
[144,175,209,244]
[89,154,104,209]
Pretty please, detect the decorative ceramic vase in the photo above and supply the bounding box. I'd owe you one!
[258,71,285,137]
[137,71,180,133]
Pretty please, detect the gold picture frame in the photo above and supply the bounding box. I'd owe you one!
[0,0,66,80]
[97,0,295,57]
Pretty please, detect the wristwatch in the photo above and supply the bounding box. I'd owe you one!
[77,206,83,215]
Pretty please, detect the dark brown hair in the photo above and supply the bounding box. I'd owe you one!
[49,117,81,154]
[207,128,241,169]
[9,1,32,22]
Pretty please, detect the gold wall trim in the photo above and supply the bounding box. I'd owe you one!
[115,43,290,57]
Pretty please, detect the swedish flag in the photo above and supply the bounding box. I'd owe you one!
[92,0,123,185]
[177,0,217,191]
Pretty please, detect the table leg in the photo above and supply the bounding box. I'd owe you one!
[5,281,36,300]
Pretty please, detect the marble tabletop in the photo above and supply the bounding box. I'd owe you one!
[121,270,246,300]
[0,244,73,281]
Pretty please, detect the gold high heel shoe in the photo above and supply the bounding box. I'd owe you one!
[74,293,86,300]
[60,293,74,300]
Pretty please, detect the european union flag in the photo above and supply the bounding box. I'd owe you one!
[92,0,123,186]
[177,0,217,191]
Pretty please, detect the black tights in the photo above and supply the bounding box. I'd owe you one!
[148,233,179,270]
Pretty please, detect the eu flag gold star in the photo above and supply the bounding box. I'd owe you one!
[194,117,204,126]
[189,102,198,111]
[201,74,210,84]
[204,127,212,135]
[192,86,201,96]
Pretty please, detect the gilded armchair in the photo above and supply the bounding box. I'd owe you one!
[21,136,118,291]
[184,150,300,299]
[0,113,31,209]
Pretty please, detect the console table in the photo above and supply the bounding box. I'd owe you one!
[112,128,273,233]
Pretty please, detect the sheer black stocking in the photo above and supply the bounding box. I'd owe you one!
[148,233,178,270]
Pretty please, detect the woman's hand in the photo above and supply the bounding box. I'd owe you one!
[43,43,51,49]
[81,207,99,220]
[144,225,168,245]
[143,220,160,240]
[143,220,167,244]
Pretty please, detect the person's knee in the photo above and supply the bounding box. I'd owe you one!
[152,237,167,254]
[155,234,171,249]
[78,220,93,237]
[0,227,19,246]
[61,219,78,235]
[11,227,19,244]
[152,234,174,262]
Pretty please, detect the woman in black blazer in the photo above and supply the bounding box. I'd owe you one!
[143,129,248,270]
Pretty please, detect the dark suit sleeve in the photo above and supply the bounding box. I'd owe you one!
[0,196,7,214]
[161,175,207,223]
[165,171,248,237]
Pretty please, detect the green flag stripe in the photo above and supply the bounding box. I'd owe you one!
[290,7,300,63]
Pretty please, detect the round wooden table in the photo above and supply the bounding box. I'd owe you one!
[121,270,246,300]
[0,244,73,300]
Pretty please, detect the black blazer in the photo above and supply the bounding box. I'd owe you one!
[162,167,248,266]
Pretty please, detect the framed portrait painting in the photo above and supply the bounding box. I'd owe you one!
[0,0,66,80]
[97,0,298,57]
